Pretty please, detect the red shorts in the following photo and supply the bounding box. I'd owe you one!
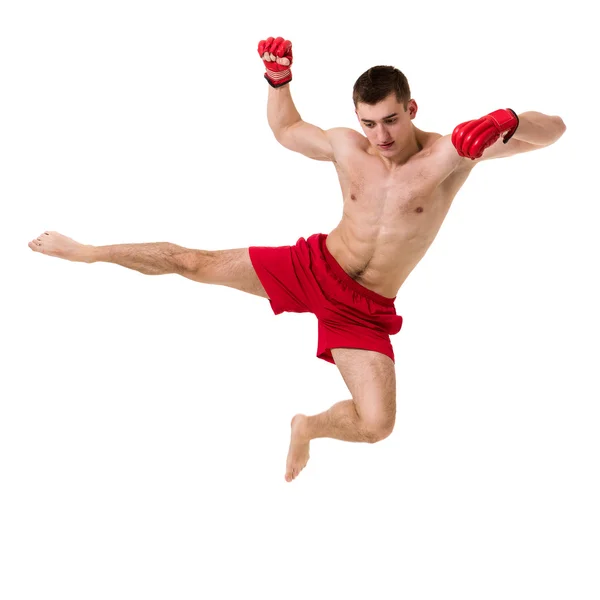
[248,233,403,365]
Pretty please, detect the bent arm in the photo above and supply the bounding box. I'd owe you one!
[267,84,302,136]
[417,110,566,180]
[267,84,338,161]
[472,111,566,162]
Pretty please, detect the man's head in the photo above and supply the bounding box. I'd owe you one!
[353,66,418,155]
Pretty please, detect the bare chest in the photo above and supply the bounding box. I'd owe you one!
[328,152,470,294]
[339,159,455,235]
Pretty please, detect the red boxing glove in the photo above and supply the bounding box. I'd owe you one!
[258,37,293,88]
[452,109,519,159]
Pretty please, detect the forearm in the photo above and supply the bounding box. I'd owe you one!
[512,111,566,145]
[267,84,302,137]
[89,242,190,275]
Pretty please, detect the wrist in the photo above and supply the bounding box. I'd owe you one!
[86,245,102,263]
[487,108,519,143]
[265,69,292,88]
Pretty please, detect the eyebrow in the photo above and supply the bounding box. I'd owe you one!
[360,113,398,123]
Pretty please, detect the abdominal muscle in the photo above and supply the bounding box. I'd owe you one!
[326,212,440,299]
[325,148,467,299]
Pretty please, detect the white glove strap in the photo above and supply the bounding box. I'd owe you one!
[266,68,291,82]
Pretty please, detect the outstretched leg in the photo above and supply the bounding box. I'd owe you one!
[285,347,396,482]
[28,231,269,298]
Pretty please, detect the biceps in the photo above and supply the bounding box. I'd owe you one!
[276,120,335,161]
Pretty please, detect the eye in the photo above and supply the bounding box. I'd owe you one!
[385,119,397,125]
[364,123,375,128]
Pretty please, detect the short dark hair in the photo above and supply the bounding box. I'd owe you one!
[352,66,411,109]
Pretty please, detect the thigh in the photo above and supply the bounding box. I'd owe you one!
[331,347,396,427]
[185,248,270,299]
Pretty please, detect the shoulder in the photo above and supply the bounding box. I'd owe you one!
[420,131,444,150]
[326,127,367,146]
[412,133,473,182]
[424,132,455,156]
[414,131,466,169]
[425,133,472,169]
[325,127,369,163]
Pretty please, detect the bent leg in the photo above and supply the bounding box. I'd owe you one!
[307,348,396,442]
[285,348,396,481]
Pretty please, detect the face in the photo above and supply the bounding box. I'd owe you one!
[356,93,418,155]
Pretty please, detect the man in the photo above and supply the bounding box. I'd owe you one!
[28,37,566,483]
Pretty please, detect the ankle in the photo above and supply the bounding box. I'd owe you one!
[81,245,103,264]
[85,245,101,263]
[291,414,311,441]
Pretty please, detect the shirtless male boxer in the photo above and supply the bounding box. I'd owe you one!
[28,37,566,482]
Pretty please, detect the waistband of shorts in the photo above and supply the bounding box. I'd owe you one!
[318,234,396,306]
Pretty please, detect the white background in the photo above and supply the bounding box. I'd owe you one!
[1,1,598,598]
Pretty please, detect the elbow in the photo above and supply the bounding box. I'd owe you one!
[541,115,566,147]
[272,120,301,147]
[555,116,567,139]
[272,126,288,147]
[267,120,282,140]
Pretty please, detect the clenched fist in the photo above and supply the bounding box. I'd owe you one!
[258,37,293,88]
[452,109,519,159]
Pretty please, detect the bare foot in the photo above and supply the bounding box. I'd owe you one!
[28,231,94,263]
[285,414,310,482]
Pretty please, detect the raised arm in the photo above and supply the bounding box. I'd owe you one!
[267,85,337,161]
[258,36,357,162]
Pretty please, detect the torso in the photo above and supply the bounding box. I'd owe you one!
[326,128,473,298]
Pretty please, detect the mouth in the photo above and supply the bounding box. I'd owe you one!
[379,141,395,150]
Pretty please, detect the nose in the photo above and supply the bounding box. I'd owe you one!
[377,127,391,143]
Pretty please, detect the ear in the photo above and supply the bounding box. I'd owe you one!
[407,99,418,120]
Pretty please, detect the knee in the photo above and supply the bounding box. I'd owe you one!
[362,414,395,443]
[177,250,211,279]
